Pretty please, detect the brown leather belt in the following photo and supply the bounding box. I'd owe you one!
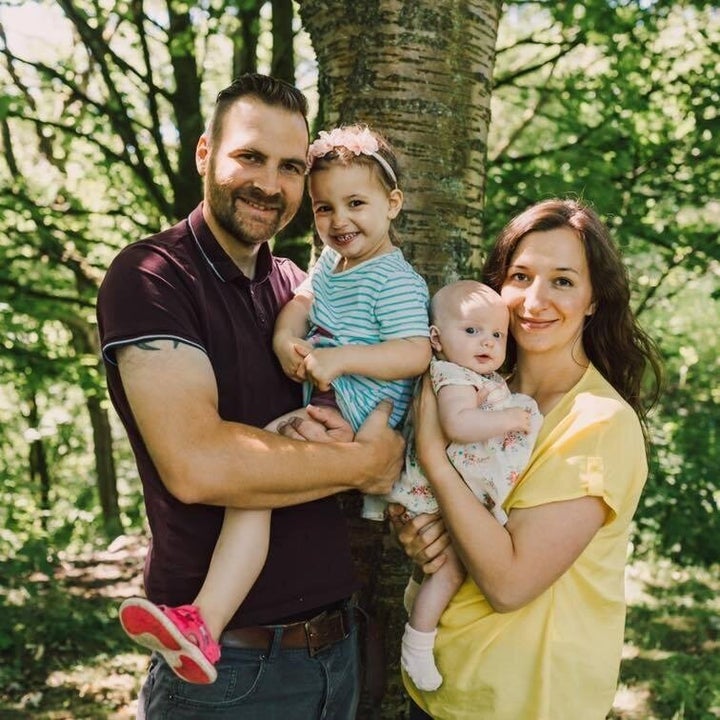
[220,605,353,657]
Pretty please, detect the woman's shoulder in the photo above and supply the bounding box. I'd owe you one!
[562,365,641,441]
[574,365,635,417]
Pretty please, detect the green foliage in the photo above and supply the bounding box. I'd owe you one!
[0,378,141,557]
[610,562,720,719]
[0,554,134,717]
[637,271,720,565]
[487,1,720,565]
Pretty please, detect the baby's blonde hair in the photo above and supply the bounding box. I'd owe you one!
[430,280,507,328]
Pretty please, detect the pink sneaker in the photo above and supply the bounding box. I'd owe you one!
[119,598,221,684]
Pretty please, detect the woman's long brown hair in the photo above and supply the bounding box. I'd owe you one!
[483,199,663,438]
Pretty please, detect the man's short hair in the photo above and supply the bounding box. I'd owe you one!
[208,73,309,143]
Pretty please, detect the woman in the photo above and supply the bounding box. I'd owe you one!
[390,199,663,720]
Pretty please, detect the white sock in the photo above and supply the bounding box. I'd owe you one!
[400,623,443,691]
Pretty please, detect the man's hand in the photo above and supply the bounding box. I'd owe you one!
[276,399,403,500]
[354,400,404,495]
[387,504,451,574]
[278,400,405,497]
[276,404,354,443]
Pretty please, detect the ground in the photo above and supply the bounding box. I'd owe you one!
[1,534,718,719]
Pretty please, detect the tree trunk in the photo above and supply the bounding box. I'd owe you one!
[68,323,124,540]
[167,2,204,219]
[87,392,123,539]
[272,1,314,266]
[299,0,501,294]
[271,0,296,81]
[233,0,264,76]
[27,391,51,531]
[299,2,501,716]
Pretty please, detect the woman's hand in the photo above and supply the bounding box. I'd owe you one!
[414,373,450,472]
[387,503,451,574]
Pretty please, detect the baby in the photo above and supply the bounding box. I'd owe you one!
[390,280,543,691]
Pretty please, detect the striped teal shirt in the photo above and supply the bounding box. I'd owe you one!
[302,246,430,430]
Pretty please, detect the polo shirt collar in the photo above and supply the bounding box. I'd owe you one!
[187,203,273,284]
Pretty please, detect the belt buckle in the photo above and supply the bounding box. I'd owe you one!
[304,609,347,657]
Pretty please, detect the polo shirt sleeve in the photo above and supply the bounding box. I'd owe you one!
[97,242,205,365]
[510,393,647,525]
[374,269,430,340]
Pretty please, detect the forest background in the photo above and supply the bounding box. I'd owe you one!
[0,0,718,718]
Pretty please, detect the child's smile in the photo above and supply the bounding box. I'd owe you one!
[309,163,403,270]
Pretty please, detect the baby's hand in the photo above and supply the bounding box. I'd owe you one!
[474,385,491,407]
[276,337,313,382]
[505,407,533,434]
[303,347,345,391]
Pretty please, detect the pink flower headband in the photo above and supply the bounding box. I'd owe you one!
[307,126,398,188]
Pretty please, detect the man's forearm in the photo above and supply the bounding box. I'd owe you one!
[164,421,368,508]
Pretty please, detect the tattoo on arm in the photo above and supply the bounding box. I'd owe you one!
[134,340,182,351]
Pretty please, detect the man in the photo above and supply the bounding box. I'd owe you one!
[97,74,404,719]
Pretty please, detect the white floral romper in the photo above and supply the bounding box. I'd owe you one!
[388,359,542,523]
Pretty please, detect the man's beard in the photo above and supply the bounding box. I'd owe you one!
[206,175,288,247]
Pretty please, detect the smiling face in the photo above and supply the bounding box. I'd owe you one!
[430,282,510,375]
[309,163,403,270]
[196,96,308,252]
[500,227,596,364]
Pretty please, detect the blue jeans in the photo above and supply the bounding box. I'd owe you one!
[137,625,360,719]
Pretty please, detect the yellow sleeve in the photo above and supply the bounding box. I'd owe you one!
[509,391,647,525]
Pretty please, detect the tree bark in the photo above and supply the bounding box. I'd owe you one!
[69,324,124,540]
[87,392,123,539]
[233,0,264,76]
[271,0,296,81]
[27,391,51,531]
[299,2,501,716]
[166,2,204,219]
[299,0,501,294]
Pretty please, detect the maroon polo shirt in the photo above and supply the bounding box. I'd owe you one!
[97,203,359,627]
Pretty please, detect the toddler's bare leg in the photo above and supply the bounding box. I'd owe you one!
[194,508,271,640]
[401,544,466,692]
[193,408,309,639]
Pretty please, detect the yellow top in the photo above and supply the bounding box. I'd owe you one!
[406,364,647,720]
